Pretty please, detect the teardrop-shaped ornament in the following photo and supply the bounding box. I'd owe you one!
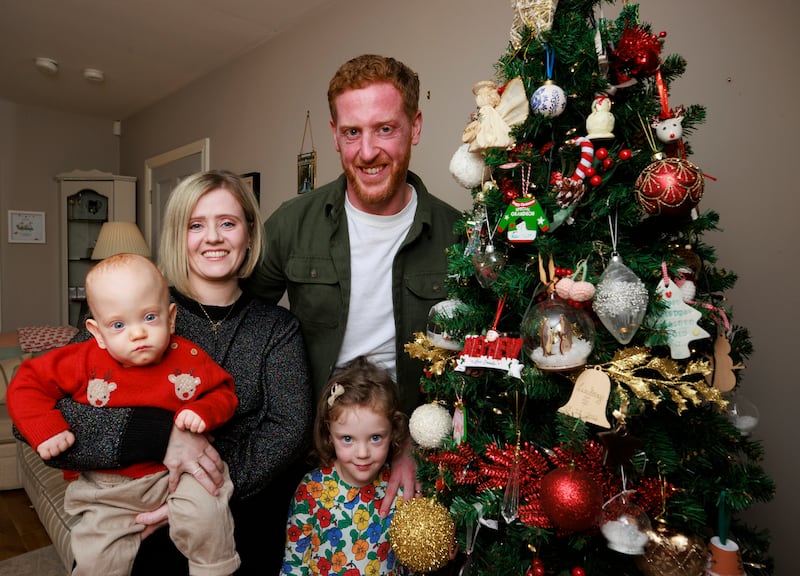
[501,452,521,524]
[592,254,648,344]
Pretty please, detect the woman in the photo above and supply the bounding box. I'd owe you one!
[53,170,312,574]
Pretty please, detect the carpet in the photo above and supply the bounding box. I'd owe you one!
[0,545,67,575]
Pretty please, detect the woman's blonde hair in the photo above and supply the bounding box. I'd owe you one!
[158,170,263,298]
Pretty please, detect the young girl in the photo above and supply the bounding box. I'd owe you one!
[282,356,412,575]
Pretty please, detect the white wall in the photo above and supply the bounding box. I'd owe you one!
[0,101,119,327]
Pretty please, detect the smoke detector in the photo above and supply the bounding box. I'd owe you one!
[83,68,105,83]
[35,57,59,75]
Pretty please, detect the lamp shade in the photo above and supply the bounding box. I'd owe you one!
[91,221,151,260]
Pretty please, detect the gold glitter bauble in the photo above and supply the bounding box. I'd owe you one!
[389,497,454,572]
[635,525,707,576]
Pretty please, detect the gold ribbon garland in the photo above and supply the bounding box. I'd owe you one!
[602,346,725,413]
[405,332,459,376]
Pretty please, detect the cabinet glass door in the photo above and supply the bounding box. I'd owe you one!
[66,189,108,326]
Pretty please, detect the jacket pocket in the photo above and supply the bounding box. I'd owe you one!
[285,256,341,328]
[404,272,447,331]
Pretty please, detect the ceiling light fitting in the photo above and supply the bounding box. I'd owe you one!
[83,68,105,83]
[35,57,59,75]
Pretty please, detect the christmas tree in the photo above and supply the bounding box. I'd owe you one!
[396,1,775,574]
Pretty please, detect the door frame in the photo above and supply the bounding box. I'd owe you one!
[143,138,210,249]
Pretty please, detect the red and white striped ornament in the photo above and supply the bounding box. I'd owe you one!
[552,137,595,207]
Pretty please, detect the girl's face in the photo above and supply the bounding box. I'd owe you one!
[329,404,391,487]
[186,187,251,288]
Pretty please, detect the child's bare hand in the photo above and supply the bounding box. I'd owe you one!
[37,430,75,460]
[175,409,207,433]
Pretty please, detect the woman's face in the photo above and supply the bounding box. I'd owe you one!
[186,187,251,286]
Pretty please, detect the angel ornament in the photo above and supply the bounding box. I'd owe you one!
[462,77,529,152]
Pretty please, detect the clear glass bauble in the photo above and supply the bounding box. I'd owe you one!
[592,254,648,344]
[725,391,759,436]
[426,299,468,351]
[472,244,505,288]
[521,294,595,371]
[600,498,652,555]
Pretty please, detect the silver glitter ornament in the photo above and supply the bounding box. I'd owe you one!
[592,254,648,344]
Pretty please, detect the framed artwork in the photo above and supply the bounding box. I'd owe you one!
[8,210,46,243]
[297,151,316,194]
[241,172,260,203]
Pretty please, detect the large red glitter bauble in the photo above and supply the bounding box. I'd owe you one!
[635,156,704,216]
[540,467,603,532]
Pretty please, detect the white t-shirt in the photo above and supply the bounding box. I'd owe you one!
[337,188,418,380]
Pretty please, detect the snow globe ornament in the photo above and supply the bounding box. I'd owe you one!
[426,299,468,351]
[725,391,759,436]
[592,254,649,345]
[600,497,652,555]
[521,294,595,371]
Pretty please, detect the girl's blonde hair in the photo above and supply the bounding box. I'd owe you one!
[158,169,263,299]
[313,356,409,465]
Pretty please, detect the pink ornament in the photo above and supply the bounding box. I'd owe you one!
[569,281,596,302]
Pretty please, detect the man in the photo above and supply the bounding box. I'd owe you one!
[248,54,460,512]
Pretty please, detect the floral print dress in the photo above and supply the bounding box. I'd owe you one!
[282,463,412,576]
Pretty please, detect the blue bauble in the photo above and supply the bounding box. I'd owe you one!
[530,80,567,118]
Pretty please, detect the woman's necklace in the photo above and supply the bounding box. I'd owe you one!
[197,302,236,337]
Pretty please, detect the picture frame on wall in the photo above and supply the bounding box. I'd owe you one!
[241,172,260,204]
[8,210,46,243]
[297,151,316,194]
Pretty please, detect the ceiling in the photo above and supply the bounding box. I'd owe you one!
[0,0,332,120]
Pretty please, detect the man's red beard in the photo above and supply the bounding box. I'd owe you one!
[343,153,410,209]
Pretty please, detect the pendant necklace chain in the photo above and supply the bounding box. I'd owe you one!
[198,302,235,337]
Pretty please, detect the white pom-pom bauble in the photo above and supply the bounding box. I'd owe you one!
[530,80,567,118]
[449,143,485,189]
[409,403,452,448]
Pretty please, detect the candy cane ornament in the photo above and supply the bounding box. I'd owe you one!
[552,137,595,207]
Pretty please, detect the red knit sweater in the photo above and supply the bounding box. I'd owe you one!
[8,335,237,478]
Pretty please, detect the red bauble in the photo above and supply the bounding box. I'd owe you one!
[635,156,704,216]
[540,467,603,532]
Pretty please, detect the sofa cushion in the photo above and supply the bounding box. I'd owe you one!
[17,325,78,353]
[0,352,31,404]
[18,440,77,572]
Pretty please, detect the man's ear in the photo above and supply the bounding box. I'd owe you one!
[85,319,107,350]
[168,303,177,334]
[330,118,341,152]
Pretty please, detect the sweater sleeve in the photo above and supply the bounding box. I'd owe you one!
[46,400,173,471]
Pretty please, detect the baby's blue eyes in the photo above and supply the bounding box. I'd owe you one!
[112,321,124,330]
[145,313,157,322]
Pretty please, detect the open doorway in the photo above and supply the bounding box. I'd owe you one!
[144,138,210,262]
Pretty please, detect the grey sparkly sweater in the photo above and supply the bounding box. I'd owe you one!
[52,289,313,502]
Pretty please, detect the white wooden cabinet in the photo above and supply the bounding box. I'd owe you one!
[56,170,136,326]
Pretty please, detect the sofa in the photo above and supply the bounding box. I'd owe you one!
[1,326,80,574]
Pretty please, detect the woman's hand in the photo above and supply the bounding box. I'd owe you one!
[163,426,224,495]
[381,436,420,518]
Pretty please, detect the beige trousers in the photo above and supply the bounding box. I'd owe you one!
[64,465,240,576]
